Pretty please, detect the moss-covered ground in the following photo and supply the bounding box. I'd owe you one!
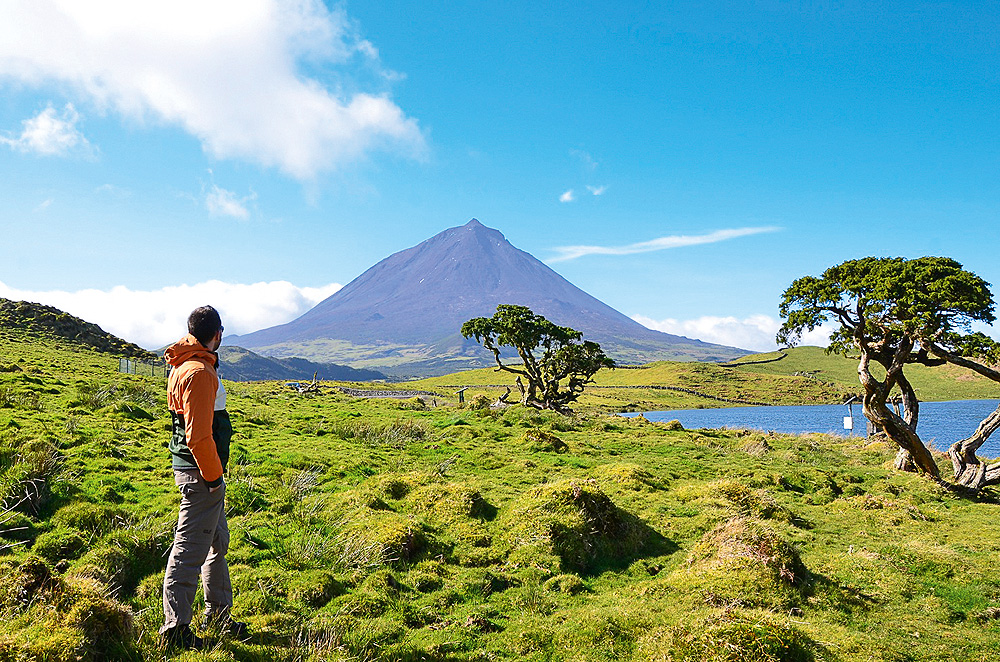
[3,329,1000,660]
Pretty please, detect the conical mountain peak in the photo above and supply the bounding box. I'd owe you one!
[230,219,746,375]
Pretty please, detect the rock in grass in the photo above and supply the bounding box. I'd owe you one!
[499,479,659,573]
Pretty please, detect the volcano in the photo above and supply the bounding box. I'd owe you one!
[227,219,748,376]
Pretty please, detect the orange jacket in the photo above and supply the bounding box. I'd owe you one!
[165,334,224,485]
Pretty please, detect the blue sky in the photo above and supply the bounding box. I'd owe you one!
[1,1,998,351]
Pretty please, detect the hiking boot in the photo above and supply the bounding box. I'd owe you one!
[160,624,204,650]
[205,611,251,640]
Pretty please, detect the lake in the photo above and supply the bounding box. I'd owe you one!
[624,399,1000,458]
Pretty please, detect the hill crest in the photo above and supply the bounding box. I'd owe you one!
[0,298,155,360]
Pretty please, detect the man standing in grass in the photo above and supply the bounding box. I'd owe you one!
[159,305,247,650]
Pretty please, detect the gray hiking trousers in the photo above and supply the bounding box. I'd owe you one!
[161,468,232,632]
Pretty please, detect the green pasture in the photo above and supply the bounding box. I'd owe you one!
[2,327,1000,660]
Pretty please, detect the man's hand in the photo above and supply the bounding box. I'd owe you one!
[209,485,221,493]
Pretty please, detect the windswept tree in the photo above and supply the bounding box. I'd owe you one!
[778,256,1000,492]
[461,305,615,412]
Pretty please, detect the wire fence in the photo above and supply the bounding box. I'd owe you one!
[118,357,170,378]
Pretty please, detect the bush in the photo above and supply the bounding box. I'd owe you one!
[226,474,268,517]
[0,439,64,515]
[594,463,668,491]
[405,482,495,524]
[469,394,492,410]
[543,573,586,594]
[0,510,36,542]
[0,555,54,607]
[341,511,428,566]
[62,576,135,658]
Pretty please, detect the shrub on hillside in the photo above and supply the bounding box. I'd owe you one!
[0,509,36,543]
[0,555,136,661]
[469,394,492,410]
[594,463,668,491]
[0,439,64,515]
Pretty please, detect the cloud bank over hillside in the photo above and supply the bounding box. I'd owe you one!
[633,314,834,352]
[0,280,341,349]
[0,0,425,177]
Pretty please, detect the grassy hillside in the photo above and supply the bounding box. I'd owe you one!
[411,360,856,412]
[3,329,1000,660]
[218,345,388,382]
[409,347,1000,413]
[728,346,1000,402]
[0,298,155,360]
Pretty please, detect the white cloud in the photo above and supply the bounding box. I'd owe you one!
[0,103,91,156]
[549,226,780,262]
[0,279,342,349]
[559,189,575,203]
[570,149,598,171]
[33,198,54,212]
[0,1,425,179]
[633,313,836,352]
[206,185,254,220]
[95,183,130,197]
[586,185,607,196]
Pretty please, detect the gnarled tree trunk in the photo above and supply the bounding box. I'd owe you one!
[949,404,1000,491]
[925,342,1000,492]
[858,343,940,478]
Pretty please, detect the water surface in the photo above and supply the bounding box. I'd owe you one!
[624,399,1000,457]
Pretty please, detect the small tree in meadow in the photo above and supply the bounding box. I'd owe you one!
[461,305,615,412]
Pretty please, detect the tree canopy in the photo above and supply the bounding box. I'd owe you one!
[778,256,1000,491]
[461,305,615,412]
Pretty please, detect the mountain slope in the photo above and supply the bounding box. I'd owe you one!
[229,219,748,376]
[217,346,387,382]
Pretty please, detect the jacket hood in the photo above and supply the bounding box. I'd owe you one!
[164,334,218,368]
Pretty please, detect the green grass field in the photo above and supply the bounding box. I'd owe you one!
[410,346,1000,413]
[3,326,1000,660]
[728,346,1000,402]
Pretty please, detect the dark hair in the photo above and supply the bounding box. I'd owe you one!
[187,306,223,345]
